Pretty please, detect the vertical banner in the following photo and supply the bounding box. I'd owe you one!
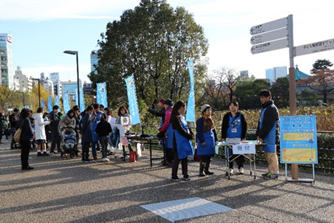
[63,92,71,114]
[48,96,53,112]
[97,82,108,108]
[280,115,318,164]
[125,75,140,125]
[186,59,195,122]
[55,95,60,106]
[80,87,85,112]
[41,99,45,110]
[75,89,79,106]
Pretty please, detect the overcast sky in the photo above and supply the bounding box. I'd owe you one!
[1,0,334,82]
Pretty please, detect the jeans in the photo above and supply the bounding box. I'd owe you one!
[99,136,108,158]
[91,141,98,158]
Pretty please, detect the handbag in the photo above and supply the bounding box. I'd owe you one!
[14,120,24,143]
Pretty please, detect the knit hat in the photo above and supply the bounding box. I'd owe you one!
[164,99,173,106]
[159,99,165,104]
[201,104,211,113]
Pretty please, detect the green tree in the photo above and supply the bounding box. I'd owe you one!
[235,77,270,109]
[89,0,208,109]
[271,77,289,107]
[311,59,333,74]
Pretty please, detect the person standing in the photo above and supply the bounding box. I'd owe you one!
[17,108,34,170]
[157,99,173,166]
[9,108,20,149]
[196,104,218,177]
[95,114,112,162]
[118,106,133,154]
[221,101,247,175]
[33,108,50,156]
[91,104,103,159]
[171,101,194,181]
[81,106,94,162]
[0,113,4,144]
[146,99,166,126]
[49,106,61,154]
[256,90,279,180]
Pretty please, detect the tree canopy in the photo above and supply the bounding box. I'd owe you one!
[311,59,333,74]
[89,0,208,108]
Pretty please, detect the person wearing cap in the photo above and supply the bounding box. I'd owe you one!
[221,101,247,175]
[158,99,174,166]
[196,104,218,176]
[146,99,166,127]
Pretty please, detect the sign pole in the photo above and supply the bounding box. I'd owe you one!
[287,14,299,179]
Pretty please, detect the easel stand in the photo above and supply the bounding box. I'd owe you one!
[285,163,316,185]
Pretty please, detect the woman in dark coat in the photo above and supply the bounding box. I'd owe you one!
[49,106,61,154]
[17,108,34,170]
[81,106,94,162]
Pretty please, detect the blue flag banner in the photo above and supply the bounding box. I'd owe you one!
[186,59,195,122]
[125,75,140,125]
[41,99,45,110]
[55,95,60,107]
[97,82,108,108]
[48,96,53,112]
[80,87,85,112]
[75,89,79,106]
[280,115,318,164]
[63,92,71,114]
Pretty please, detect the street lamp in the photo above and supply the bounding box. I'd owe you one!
[31,78,41,108]
[63,50,80,110]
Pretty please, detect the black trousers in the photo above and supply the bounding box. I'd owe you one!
[82,142,90,160]
[51,141,61,153]
[20,140,31,168]
[229,155,245,169]
[172,151,188,178]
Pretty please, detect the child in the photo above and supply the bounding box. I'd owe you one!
[95,114,112,161]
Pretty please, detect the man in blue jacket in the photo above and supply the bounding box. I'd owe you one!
[256,90,279,180]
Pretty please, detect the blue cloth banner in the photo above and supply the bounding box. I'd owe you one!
[48,96,53,112]
[186,59,195,122]
[55,95,60,107]
[97,82,108,108]
[63,92,71,114]
[125,75,140,125]
[41,99,45,110]
[75,87,85,112]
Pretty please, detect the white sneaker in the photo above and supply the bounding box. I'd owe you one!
[101,157,110,162]
[239,167,244,174]
[230,168,234,174]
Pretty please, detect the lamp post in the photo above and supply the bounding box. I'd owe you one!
[63,50,80,110]
[31,78,41,108]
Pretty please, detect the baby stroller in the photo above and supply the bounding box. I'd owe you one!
[60,127,78,158]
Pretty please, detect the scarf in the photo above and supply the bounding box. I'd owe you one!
[202,114,214,132]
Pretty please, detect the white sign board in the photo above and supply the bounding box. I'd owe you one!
[294,38,334,57]
[250,17,288,35]
[251,28,288,45]
[232,143,256,154]
[49,72,59,84]
[251,38,288,54]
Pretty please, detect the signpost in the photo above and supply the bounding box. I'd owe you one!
[250,17,288,35]
[251,28,288,45]
[294,38,334,57]
[251,39,288,54]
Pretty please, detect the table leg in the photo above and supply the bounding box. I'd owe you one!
[150,140,152,167]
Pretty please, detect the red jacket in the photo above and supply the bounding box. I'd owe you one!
[159,107,172,132]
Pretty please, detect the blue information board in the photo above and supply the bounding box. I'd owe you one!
[280,115,318,164]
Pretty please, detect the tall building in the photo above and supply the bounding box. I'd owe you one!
[90,50,98,74]
[0,33,14,89]
[40,73,54,96]
[14,66,33,92]
[61,80,82,101]
[265,66,287,84]
[83,81,94,95]
[240,70,249,78]
[49,72,62,97]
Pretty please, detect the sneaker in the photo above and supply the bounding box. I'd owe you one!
[101,157,110,162]
[43,152,49,156]
[239,167,244,174]
[263,173,278,180]
[50,152,55,155]
[93,156,97,160]
[205,170,214,175]
[262,172,270,177]
[226,168,234,176]
[183,175,190,181]
[85,159,93,163]
[37,152,43,157]
[171,177,180,182]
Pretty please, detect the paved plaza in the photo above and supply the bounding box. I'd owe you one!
[1,139,333,223]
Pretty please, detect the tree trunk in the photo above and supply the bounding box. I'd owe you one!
[323,92,327,103]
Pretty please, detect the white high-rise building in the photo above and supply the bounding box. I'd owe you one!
[0,33,14,89]
[14,66,33,92]
[40,72,54,96]
[266,66,287,84]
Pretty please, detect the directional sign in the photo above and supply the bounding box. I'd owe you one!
[250,17,288,35]
[251,38,288,54]
[251,28,288,45]
[294,38,334,57]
